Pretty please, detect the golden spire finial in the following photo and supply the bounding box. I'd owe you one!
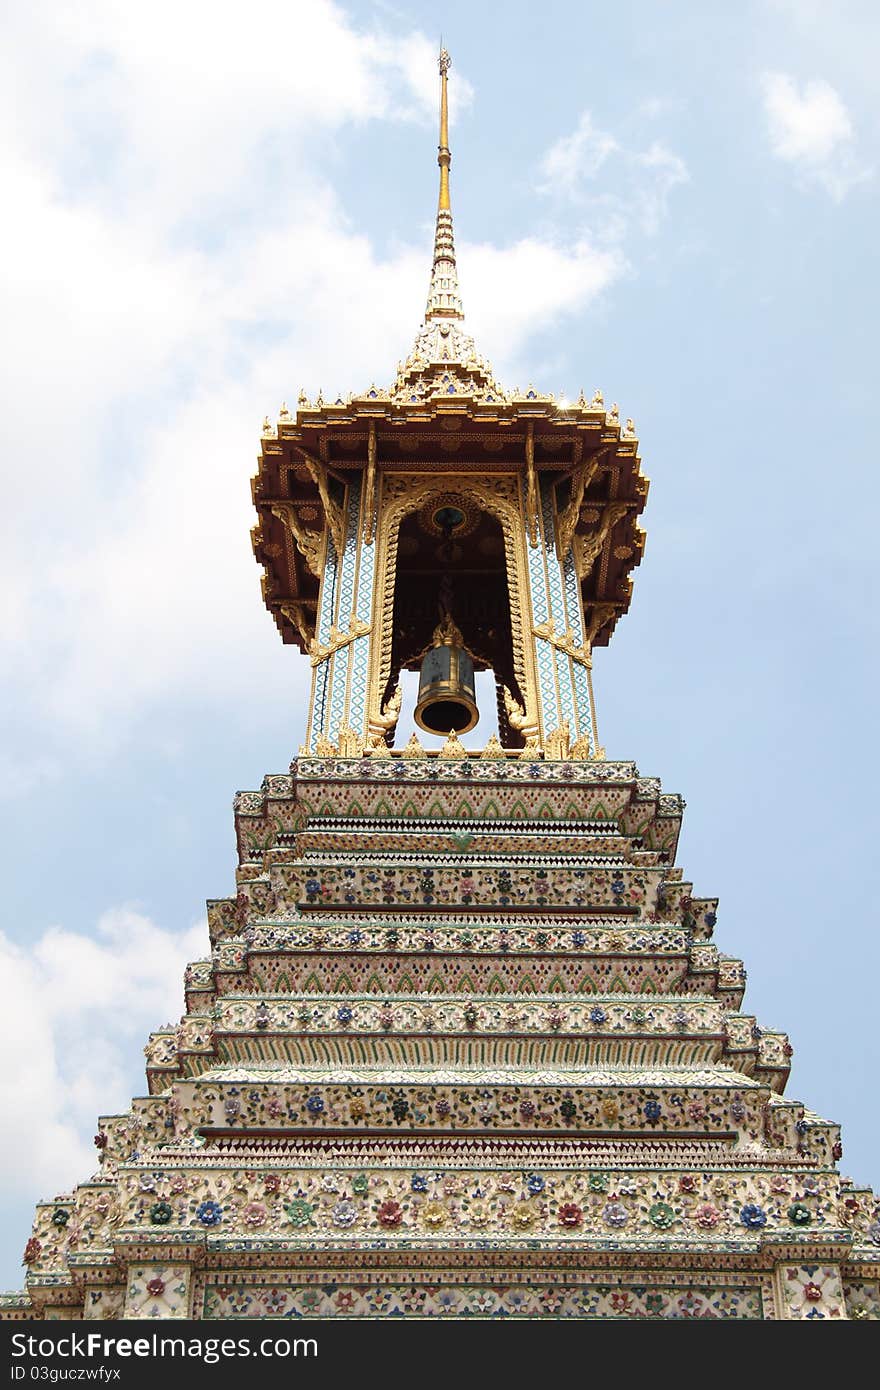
[438,47,451,212]
[425,47,464,321]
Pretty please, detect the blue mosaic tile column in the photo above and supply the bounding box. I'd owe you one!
[540,478,574,736]
[348,477,376,738]
[310,529,339,748]
[326,477,362,743]
[562,545,594,750]
[526,478,560,737]
[522,475,596,751]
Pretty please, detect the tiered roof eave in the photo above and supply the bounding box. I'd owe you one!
[252,390,648,658]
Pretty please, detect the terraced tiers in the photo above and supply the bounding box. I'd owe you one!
[7,757,879,1321]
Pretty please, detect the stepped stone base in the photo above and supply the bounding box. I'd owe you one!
[4,756,878,1320]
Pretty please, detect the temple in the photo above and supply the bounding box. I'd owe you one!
[4,52,878,1322]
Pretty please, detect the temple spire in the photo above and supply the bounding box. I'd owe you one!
[437,45,451,211]
[425,48,464,321]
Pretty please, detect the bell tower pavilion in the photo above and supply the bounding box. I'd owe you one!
[251,49,648,764]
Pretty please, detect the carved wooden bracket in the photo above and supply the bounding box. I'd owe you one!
[524,422,538,547]
[363,421,377,545]
[297,448,347,558]
[555,447,609,559]
[278,601,315,647]
[572,502,631,579]
[584,602,619,647]
[270,503,325,578]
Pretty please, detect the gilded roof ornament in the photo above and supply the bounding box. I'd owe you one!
[432,612,464,648]
[391,49,508,405]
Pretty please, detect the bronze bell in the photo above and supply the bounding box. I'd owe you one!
[414,614,479,736]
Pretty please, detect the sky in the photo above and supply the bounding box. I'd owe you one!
[0,0,878,1289]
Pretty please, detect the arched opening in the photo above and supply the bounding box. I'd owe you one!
[382,491,526,746]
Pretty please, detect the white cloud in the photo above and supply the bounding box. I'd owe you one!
[0,0,622,783]
[633,142,690,235]
[537,109,688,237]
[0,1,468,234]
[0,910,204,1199]
[761,70,871,199]
[464,236,626,369]
[538,112,619,196]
